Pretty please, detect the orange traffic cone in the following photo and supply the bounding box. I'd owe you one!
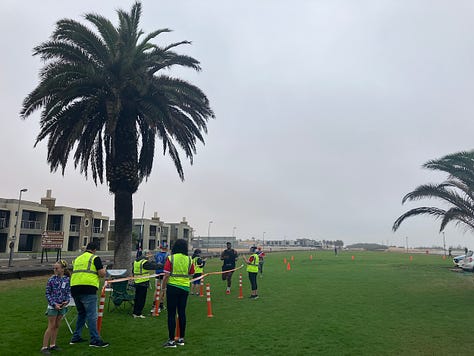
[291,256,294,261]
[206,284,214,318]
[97,285,106,333]
[351,255,355,260]
[153,279,161,316]
[238,274,243,299]
[284,257,287,264]
[174,315,180,340]
[287,262,291,271]
[310,255,313,260]
[199,278,204,297]
[409,255,413,261]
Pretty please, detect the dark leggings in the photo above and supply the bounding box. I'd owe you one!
[248,272,258,291]
[133,284,147,315]
[166,285,189,340]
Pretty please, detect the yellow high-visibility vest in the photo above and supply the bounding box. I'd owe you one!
[246,253,259,273]
[133,259,151,284]
[193,256,203,274]
[168,254,192,289]
[71,252,99,288]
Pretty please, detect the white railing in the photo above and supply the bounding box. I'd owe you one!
[20,220,42,229]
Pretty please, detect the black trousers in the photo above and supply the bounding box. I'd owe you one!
[248,272,258,291]
[166,285,189,340]
[133,283,148,315]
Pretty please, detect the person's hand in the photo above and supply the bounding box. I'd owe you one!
[55,303,62,310]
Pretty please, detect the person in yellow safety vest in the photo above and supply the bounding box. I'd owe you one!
[244,246,260,299]
[162,239,195,348]
[70,241,109,348]
[191,249,206,296]
[132,250,161,318]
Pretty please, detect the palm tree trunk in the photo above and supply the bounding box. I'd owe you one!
[114,190,133,271]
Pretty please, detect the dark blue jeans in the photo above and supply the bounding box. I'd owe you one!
[72,293,101,343]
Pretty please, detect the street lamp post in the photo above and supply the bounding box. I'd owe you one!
[232,226,236,238]
[207,221,213,253]
[8,188,28,267]
[262,231,266,247]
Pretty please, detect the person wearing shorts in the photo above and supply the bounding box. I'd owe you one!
[220,242,238,294]
[191,249,206,295]
[41,260,71,354]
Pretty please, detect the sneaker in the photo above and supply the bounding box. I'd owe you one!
[253,295,259,299]
[40,348,51,355]
[48,345,62,351]
[89,340,110,348]
[225,288,231,295]
[133,314,146,319]
[163,340,176,348]
[69,338,87,345]
[176,338,185,346]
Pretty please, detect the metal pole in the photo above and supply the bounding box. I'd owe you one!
[442,232,446,256]
[405,236,408,253]
[263,231,265,247]
[232,226,236,238]
[207,221,213,253]
[8,188,27,267]
[137,201,145,259]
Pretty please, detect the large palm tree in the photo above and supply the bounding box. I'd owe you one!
[20,2,214,270]
[393,150,474,234]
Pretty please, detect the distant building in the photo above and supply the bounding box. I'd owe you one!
[191,236,237,250]
[0,189,109,253]
[109,213,193,251]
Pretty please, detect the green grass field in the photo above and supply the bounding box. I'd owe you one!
[1,251,473,355]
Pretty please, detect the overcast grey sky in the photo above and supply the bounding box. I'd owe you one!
[2,0,474,248]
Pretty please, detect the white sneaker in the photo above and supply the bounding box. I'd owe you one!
[133,314,146,319]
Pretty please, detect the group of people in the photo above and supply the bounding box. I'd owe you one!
[40,240,265,352]
[41,241,109,354]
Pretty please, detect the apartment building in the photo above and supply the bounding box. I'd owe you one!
[0,190,109,253]
[109,213,194,251]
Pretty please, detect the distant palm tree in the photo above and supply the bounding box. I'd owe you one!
[393,150,474,234]
[21,2,214,269]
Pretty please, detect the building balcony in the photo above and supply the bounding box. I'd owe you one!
[20,220,42,230]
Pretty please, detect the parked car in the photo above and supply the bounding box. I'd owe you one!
[461,251,474,272]
[453,254,466,267]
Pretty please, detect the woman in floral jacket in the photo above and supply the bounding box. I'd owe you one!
[41,260,71,354]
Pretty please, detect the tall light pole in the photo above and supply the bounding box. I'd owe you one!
[207,221,213,253]
[9,188,28,267]
[405,236,408,253]
[262,231,266,247]
[232,226,236,238]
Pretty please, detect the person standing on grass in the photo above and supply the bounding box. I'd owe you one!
[256,247,265,277]
[191,249,206,295]
[41,260,71,355]
[220,242,238,294]
[162,239,195,348]
[153,243,169,312]
[70,241,109,348]
[244,246,260,299]
[132,250,161,318]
